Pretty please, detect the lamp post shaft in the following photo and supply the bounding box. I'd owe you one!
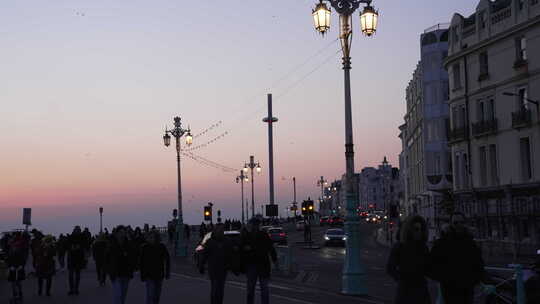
[100,214,103,233]
[250,156,255,218]
[339,13,367,296]
[175,137,186,257]
[241,172,246,224]
[267,94,276,207]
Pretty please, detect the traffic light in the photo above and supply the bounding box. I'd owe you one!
[204,206,212,221]
[301,201,307,216]
[306,200,314,215]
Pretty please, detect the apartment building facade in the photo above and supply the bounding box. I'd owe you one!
[445,0,540,249]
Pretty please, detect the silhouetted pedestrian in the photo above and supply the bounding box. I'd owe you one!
[386,215,432,304]
[106,226,137,304]
[7,232,28,301]
[35,235,56,296]
[56,234,67,269]
[140,230,170,304]
[241,218,277,304]
[199,224,235,304]
[92,233,108,286]
[67,226,86,295]
[430,212,484,304]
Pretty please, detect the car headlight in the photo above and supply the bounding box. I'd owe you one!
[324,236,329,240]
[342,236,347,241]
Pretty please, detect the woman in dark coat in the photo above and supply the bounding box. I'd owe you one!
[35,235,56,296]
[7,233,28,301]
[199,224,234,304]
[386,215,432,304]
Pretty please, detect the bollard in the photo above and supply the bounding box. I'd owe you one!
[515,264,526,304]
[436,283,444,304]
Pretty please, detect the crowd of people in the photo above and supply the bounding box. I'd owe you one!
[1,224,170,304]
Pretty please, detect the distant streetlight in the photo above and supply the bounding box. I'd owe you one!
[244,155,262,218]
[310,0,379,296]
[99,207,103,233]
[236,170,249,224]
[162,116,193,257]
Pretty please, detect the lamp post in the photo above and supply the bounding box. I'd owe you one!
[311,0,379,295]
[244,156,262,218]
[163,116,193,257]
[317,176,328,214]
[236,170,249,224]
[99,207,103,233]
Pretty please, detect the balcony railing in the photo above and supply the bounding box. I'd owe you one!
[472,119,498,137]
[449,126,469,142]
[512,108,532,128]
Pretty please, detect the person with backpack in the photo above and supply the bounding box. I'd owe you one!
[140,230,170,304]
[386,215,432,304]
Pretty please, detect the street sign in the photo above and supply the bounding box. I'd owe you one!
[22,208,32,226]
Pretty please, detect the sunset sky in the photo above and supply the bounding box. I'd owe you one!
[0,0,477,234]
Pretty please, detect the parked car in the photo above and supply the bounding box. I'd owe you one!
[267,227,287,245]
[260,226,273,233]
[324,228,346,247]
[296,220,306,231]
[320,216,330,226]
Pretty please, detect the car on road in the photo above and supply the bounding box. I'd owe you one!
[320,216,330,226]
[267,227,287,245]
[329,217,344,227]
[261,226,273,233]
[296,220,306,231]
[324,228,346,247]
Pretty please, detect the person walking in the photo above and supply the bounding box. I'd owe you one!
[198,224,235,304]
[66,226,86,295]
[430,212,485,304]
[92,233,108,286]
[56,234,67,270]
[140,230,170,304]
[7,233,28,301]
[106,226,137,304]
[386,215,432,304]
[241,218,278,304]
[35,235,56,296]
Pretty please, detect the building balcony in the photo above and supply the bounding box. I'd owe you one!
[426,174,453,191]
[448,126,469,143]
[472,119,498,137]
[512,108,532,129]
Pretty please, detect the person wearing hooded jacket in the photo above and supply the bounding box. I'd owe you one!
[386,215,432,304]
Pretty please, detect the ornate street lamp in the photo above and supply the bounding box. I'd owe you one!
[162,116,193,257]
[309,0,379,296]
[236,170,249,224]
[313,0,331,35]
[360,5,378,36]
[244,155,262,218]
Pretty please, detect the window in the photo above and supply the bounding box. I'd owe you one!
[518,87,529,110]
[479,146,487,186]
[478,100,486,122]
[442,80,450,100]
[479,11,486,29]
[516,37,527,61]
[477,98,495,122]
[455,154,461,189]
[519,0,525,10]
[479,51,489,76]
[462,153,469,189]
[520,137,532,180]
[488,99,495,120]
[434,152,441,175]
[489,144,499,185]
[453,64,462,89]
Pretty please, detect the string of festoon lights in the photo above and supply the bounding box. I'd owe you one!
[183,131,229,152]
[181,151,237,173]
[193,120,223,138]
